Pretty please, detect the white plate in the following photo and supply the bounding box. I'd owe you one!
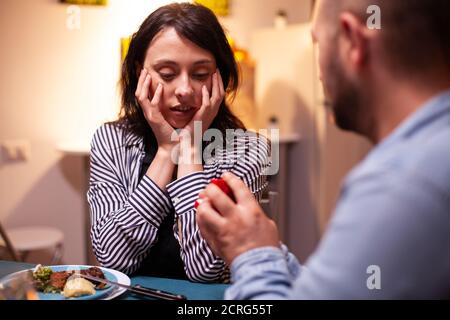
[98,266,130,300]
[0,265,130,300]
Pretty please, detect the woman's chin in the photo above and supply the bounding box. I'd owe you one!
[167,116,196,129]
[168,119,191,129]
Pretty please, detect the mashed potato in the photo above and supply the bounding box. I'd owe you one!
[62,277,96,298]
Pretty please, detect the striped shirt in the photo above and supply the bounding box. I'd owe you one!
[87,123,270,282]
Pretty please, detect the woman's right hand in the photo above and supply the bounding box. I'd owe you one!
[135,69,178,154]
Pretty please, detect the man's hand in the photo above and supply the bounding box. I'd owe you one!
[196,172,280,265]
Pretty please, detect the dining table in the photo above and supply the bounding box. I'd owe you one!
[0,260,230,300]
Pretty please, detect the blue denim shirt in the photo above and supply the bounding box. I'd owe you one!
[226,90,450,299]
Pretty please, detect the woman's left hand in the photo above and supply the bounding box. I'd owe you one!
[183,70,225,140]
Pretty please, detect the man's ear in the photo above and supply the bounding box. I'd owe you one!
[339,12,368,70]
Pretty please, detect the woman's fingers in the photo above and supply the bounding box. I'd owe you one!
[135,68,147,97]
[209,70,224,119]
[135,69,163,118]
[144,83,164,123]
[210,70,225,107]
[199,84,210,114]
[217,70,225,99]
[198,71,222,117]
[203,84,210,103]
[182,70,224,133]
[210,71,220,105]
[151,83,163,107]
[139,74,152,104]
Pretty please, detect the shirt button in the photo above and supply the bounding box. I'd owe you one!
[173,197,180,204]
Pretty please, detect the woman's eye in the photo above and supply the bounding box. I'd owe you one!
[159,73,175,81]
[192,73,210,80]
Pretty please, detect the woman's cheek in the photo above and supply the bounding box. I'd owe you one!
[162,90,171,110]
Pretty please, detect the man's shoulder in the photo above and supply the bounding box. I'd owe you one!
[348,128,450,197]
[405,128,450,190]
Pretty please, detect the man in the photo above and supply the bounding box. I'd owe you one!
[196,0,450,299]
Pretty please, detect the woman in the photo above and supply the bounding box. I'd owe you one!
[87,2,269,283]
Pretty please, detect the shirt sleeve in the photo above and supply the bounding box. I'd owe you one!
[165,134,271,283]
[226,169,450,299]
[166,171,228,282]
[87,125,172,275]
[230,133,271,201]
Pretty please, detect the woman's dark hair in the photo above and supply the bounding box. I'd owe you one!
[116,2,245,141]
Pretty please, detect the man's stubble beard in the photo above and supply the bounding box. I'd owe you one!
[324,55,367,135]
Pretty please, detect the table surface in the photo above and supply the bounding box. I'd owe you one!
[0,260,229,300]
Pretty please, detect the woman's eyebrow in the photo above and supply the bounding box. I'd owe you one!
[153,59,214,67]
[153,60,177,67]
[193,60,214,66]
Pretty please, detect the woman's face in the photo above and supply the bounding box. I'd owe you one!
[142,27,217,129]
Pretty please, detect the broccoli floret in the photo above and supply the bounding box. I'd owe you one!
[32,265,53,292]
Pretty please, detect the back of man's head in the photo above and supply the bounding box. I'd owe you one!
[322,0,450,78]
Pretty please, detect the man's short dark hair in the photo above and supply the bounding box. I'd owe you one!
[377,0,450,76]
[322,0,450,77]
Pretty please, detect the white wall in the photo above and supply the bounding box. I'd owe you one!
[252,24,321,261]
[0,0,188,264]
[221,0,312,49]
[0,0,312,264]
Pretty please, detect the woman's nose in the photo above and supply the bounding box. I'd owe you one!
[175,77,194,101]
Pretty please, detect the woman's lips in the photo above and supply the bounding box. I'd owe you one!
[169,107,196,117]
